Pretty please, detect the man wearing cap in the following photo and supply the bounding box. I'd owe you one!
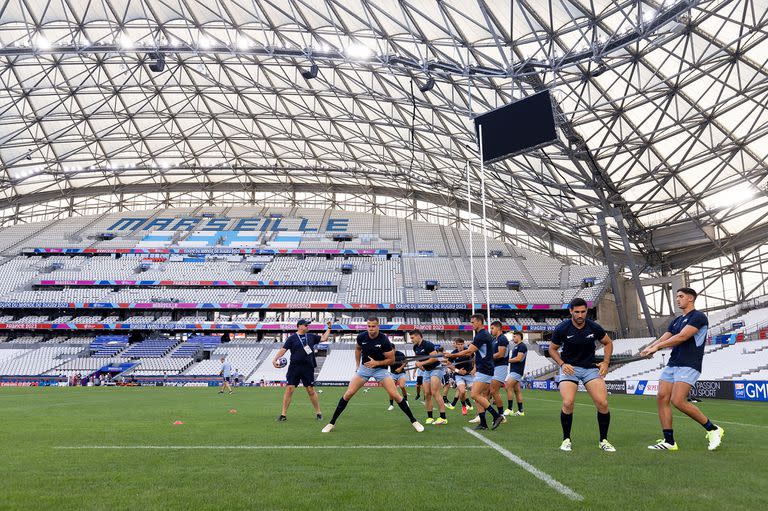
[273,319,333,422]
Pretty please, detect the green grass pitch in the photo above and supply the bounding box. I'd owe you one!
[0,386,765,510]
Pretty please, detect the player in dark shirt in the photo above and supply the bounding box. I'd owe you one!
[549,298,615,452]
[489,321,510,420]
[322,317,423,433]
[447,338,474,415]
[504,331,527,416]
[445,314,503,430]
[387,349,408,411]
[272,319,332,422]
[641,288,723,451]
[412,330,447,425]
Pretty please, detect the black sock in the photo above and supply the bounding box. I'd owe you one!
[402,395,407,402]
[465,399,472,407]
[508,400,514,409]
[518,402,524,412]
[561,411,573,440]
[389,399,393,406]
[597,411,610,441]
[479,411,487,427]
[451,397,459,406]
[427,410,433,419]
[486,407,499,419]
[440,412,446,420]
[497,406,504,415]
[415,393,420,400]
[442,396,449,403]
[329,397,349,425]
[663,429,675,445]
[702,419,717,431]
[397,398,417,423]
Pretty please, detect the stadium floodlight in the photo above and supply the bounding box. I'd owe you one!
[34,34,50,50]
[345,43,373,59]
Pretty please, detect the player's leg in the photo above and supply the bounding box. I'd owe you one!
[504,377,515,414]
[381,376,422,429]
[470,378,501,429]
[423,371,435,422]
[324,375,366,431]
[399,377,408,399]
[490,378,504,416]
[657,379,674,429]
[670,380,723,450]
[559,381,577,449]
[280,384,295,418]
[430,375,447,424]
[584,377,614,451]
[513,380,524,414]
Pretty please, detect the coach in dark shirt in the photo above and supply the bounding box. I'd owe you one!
[272,319,332,421]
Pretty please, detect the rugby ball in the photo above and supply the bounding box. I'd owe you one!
[276,357,288,368]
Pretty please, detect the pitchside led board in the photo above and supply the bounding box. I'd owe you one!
[474,90,558,164]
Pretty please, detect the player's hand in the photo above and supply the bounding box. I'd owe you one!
[444,352,454,360]
[363,357,378,369]
[598,361,609,377]
[326,321,333,329]
[271,359,280,368]
[640,345,657,357]
[561,364,575,375]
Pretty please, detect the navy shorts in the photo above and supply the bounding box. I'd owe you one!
[286,365,315,387]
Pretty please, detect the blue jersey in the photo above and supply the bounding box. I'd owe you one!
[509,342,528,375]
[472,328,495,376]
[551,319,606,369]
[356,331,394,364]
[414,340,440,370]
[667,310,709,372]
[282,333,321,367]
[492,334,509,367]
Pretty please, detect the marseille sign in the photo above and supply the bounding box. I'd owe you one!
[107,217,350,233]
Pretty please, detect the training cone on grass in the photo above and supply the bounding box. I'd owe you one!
[173,420,184,425]
[229,409,237,414]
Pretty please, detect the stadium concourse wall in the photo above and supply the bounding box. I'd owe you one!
[530,379,768,403]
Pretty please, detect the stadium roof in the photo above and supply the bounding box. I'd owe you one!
[0,0,766,271]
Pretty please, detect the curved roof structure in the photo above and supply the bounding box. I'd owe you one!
[0,0,766,273]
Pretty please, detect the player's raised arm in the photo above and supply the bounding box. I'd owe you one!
[597,334,613,376]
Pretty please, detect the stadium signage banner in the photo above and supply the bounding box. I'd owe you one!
[688,380,734,400]
[106,216,352,233]
[604,381,627,393]
[532,380,559,391]
[626,380,659,395]
[733,381,768,402]
[36,279,336,287]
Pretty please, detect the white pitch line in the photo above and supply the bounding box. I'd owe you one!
[463,427,584,502]
[54,445,490,450]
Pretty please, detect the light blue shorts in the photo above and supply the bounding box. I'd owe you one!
[416,369,425,378]
[506,371,523,383]
[660,366,701,387]
[454,374,474,387]
[423,367,445,380]
[493,365,509,383]
[558,366,600,385]
[391,371,408,382]
[473,372,493,384]
[356,366,391,382]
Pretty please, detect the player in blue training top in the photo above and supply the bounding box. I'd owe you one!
[322,317,424,433]
[549,298,615,452]
[641,288,724,451]
[445,314,504,431]
[489,321,509,420]
[504,330,527,416]
[272,319,332,422]
[412,330,448,425]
